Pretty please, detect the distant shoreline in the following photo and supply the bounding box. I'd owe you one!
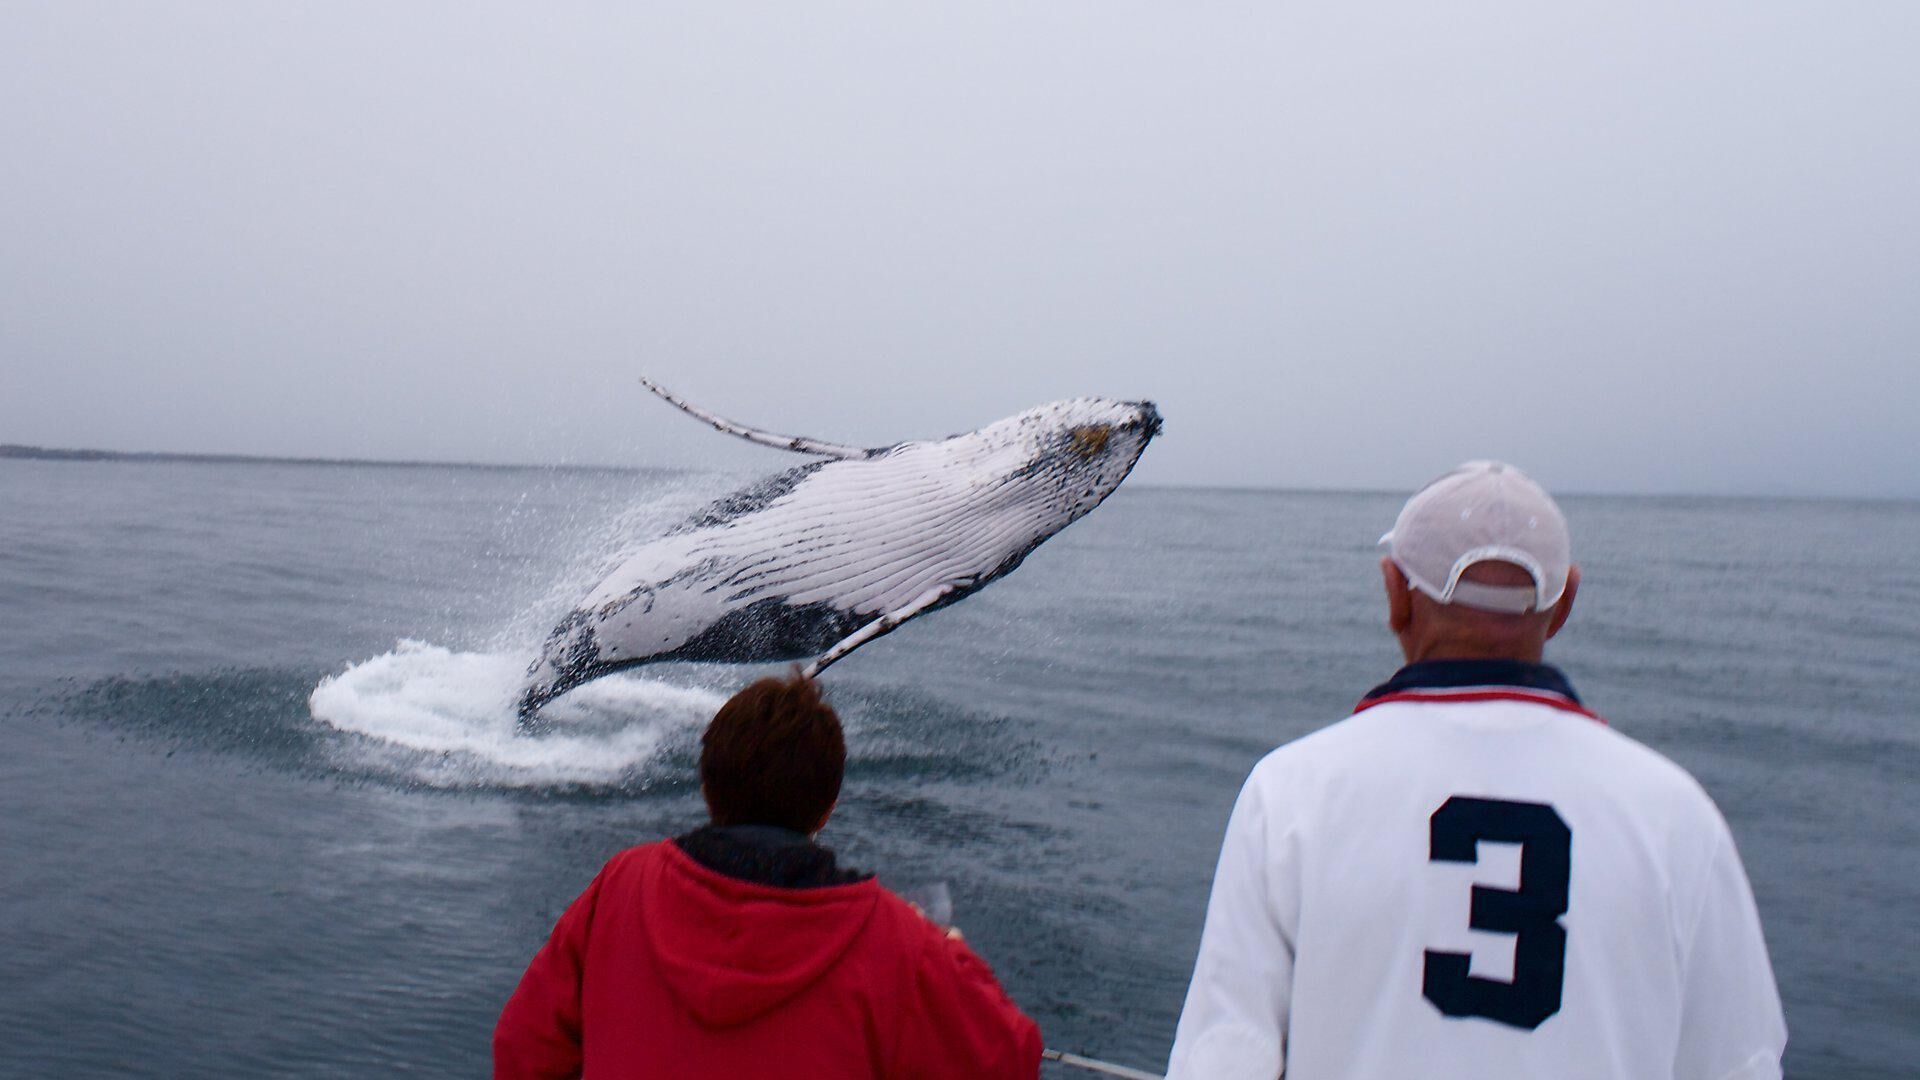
[0,443,648,474]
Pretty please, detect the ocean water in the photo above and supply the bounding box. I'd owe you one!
[0,458,1914,1078]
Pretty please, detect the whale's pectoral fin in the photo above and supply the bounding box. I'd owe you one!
[640,376,885,460]
[802,585,959,678]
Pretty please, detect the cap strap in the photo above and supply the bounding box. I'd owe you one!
[1446,580,1542,614]
[1442,545,1553,612]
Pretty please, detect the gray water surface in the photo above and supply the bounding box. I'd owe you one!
[1,459,1914,1077]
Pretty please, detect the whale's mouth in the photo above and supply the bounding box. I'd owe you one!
[1130,401,1163,439]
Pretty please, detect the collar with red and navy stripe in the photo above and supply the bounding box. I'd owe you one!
[1354,659,1602,722]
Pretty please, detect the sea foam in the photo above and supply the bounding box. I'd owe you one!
[308,640,724,788]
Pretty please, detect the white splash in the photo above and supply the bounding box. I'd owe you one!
[309,640,725,788]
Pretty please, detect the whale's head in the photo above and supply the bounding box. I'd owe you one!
[943,397,1162,537]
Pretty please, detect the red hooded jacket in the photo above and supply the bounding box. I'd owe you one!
[494,840,1042,1079]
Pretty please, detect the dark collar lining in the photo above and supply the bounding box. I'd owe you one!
[673,824,872,890]
[1362,659,1582,704]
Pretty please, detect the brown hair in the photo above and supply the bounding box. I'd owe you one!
[699,671,845,833]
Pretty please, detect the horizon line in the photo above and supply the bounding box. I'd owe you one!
[3,443,1913,505]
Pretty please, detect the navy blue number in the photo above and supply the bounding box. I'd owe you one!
[1423,796,1571,1031]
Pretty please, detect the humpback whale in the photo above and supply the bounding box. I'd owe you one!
[517,379,1161,725]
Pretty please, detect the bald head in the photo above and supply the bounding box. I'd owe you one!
[1382,557,1580,664]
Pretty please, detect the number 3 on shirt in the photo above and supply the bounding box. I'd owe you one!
[1423,796,1571,1031]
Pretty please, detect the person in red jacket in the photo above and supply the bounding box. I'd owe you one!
[494,671,1043,1079]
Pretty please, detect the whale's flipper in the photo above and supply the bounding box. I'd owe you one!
[802,584,959,679]
[640,376,883,460]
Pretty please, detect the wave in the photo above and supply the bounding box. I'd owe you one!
[309,640,725,789]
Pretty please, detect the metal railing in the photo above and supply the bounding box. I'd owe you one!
[1042,1047,1164,1080]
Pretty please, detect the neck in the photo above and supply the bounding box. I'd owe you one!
[707,822,814,843]
[1401,638,1546,665]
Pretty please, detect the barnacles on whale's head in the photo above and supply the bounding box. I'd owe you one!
[1069,425,1112,459]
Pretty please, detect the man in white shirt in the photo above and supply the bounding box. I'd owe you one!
[1167,461,1786,1080]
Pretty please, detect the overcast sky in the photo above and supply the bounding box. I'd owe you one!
[3,2,1915,497]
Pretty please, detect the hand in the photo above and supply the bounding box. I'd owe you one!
[944,925,964,942]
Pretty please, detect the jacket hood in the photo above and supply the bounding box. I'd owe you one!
[641,842,880,1028]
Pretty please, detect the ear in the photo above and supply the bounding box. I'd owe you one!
[1381,556,1414,634]
[810,799,838,838]
[1545,565,1580,640]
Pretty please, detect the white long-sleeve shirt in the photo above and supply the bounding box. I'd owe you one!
[1167,678,1786,1080]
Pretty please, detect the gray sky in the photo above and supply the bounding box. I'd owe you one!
[3,2,1915,497]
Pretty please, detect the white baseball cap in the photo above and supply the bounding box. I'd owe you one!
[1379,460,1571,615]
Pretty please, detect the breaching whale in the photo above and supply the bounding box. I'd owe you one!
[516,379,1161,725]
